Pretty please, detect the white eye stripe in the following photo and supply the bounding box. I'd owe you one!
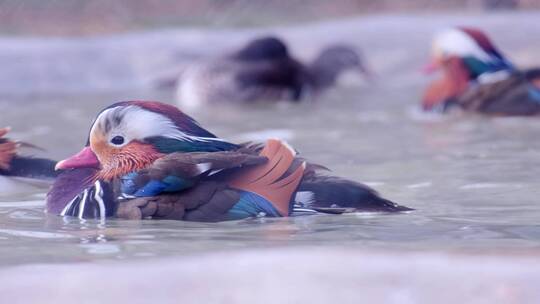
[92,105,229,145]
[434,28,492,61]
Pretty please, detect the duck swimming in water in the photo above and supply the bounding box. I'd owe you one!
[422,27,540,115]
[0,127,57,196]
[175,36,369,110]
[49,101,410,221]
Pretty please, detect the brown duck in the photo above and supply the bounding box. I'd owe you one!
[172,36,369,110]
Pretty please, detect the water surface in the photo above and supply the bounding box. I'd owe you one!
[1,12,540,270]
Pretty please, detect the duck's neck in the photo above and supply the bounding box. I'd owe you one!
[446,57,472,86]
[423,58,471,110]
[307,60,347,90]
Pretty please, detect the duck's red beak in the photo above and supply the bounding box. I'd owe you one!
[55,147,100,171]
[422,60,440,74]
[423,54,451,74]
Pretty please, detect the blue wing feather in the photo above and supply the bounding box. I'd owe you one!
[133,180,167,197]
[120,172,139,195]
[226,191,281,220]
[121,172,195,197]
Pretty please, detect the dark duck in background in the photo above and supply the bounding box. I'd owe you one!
[0,127,57,195]
[422,27,540,115]
[49,101,411,221]
[174,36,370,111]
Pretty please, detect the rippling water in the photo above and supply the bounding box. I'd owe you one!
[1,13,540,301]
[2,85,540,267]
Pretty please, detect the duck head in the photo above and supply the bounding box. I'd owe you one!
[233,36,290,61]
[422,27,514,111]
[55,101,236,181]
[309,45,370,89]
[426,27,514,78]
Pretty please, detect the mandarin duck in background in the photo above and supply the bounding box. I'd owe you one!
[49,101,411,221]
[0,127,57,195]
[170,36,369,111]
[422,27,540,115]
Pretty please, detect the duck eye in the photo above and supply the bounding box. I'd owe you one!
[110,136,125,146]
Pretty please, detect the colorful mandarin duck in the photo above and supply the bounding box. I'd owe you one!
[174,36,369,110]
[422,27,540,115]
[0,127,57,194]
[48,101,411,221]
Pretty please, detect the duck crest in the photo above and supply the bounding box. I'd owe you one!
[111,101,217,138]
[459,27,500,57]
[96,101,238,154]
[458,27,514,77]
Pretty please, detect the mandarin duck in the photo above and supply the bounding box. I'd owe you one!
[422,27,540,115]
[0,127,57,195]
[172,36,369,110]
[48,101,411,221]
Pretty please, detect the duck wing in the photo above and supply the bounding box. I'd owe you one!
[296,166,412,213]
[117,139,305,221]
[116,180,241,221]
[228,139,305,218]
[457,69,540,116]
[119,150,267,197]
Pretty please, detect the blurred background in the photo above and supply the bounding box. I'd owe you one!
[0,0,538,36]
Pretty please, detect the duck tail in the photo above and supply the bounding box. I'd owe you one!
[229,139,305,216]
[0,127,17,171]
[297,172,412,212]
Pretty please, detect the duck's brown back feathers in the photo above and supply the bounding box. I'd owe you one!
[456,69,540,116]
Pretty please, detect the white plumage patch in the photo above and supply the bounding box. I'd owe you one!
[195,162,212,174]
[93,106,187,144]
[295,191,315,206]
[92,105,224,145]
[433,28,492,62]
[477,70,512,84]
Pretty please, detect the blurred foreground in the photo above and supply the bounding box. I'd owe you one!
[2,248,540,303]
